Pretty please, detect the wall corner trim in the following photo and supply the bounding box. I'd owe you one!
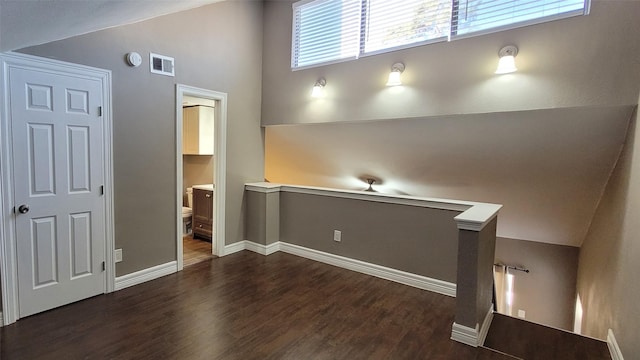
[0,312,3,327]
[451,322,481,347]
[608,329,625,360]
[114,261,177,291]
[228,240,456,297]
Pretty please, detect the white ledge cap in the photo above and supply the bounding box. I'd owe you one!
[454,203,502,231]
[246,182,502,231]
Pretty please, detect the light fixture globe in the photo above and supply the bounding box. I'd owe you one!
[495,45,518,74]
[386,62,405,86]
[311,77,326,98]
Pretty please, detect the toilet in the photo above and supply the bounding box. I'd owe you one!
[182,187,193,235]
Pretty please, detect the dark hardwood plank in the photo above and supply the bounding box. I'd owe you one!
[484,313,611,360]
[0,252,535,359]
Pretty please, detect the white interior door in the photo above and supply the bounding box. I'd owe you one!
[10,66,106,317]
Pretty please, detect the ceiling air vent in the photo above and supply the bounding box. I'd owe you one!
[150,53,174,77]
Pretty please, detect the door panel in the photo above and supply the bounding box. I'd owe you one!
[10,66,105,317]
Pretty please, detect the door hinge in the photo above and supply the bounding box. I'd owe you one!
[98,106,103,116]
[102,261,106,271]
[100,185,104,195]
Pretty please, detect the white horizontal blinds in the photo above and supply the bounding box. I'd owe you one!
[365,0,452,53]
[454,0,587,36]
[292,0,362,68]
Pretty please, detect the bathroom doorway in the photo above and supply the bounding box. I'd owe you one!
[176,85,227,271]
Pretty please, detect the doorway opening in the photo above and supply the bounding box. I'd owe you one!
[176,85,227,271]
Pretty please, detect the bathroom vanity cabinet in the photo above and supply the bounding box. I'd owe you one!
[192,188,213,241]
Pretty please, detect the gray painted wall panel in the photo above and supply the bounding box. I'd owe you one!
[279,192,461,282]
[245,191,267,245]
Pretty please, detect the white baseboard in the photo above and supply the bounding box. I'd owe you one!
[608,329,624,360]
[451,322,480,347]
[278,242,456,297]
[115,261,177,291]
[478,306,494,346]
[245,241,280,256]
[224,241,246,256]
[233,240,456,297]
[451,306,493,347]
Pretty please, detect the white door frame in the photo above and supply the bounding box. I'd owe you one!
[0,52,115,325]
[176,84,227,269]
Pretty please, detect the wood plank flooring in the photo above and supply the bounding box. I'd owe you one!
[484,313,611,360]
[0,251,514,360]
[183,234,213,267]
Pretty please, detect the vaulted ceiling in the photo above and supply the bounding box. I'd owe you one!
[0,0,224,52]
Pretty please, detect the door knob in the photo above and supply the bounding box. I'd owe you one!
[18,204,29,214]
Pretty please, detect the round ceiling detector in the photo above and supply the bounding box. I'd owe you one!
[126,52,142,67]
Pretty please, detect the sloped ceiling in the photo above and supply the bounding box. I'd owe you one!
[265,106,634,247]
[0,0,225,52]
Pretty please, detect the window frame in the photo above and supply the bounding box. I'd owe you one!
[291,0,591,70]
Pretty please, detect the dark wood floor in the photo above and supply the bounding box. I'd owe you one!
[0,251,514,359]
[484,314,611,360]
[183,234,213,267]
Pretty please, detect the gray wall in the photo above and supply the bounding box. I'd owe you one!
[262,0,640,126]
[455,218,497,328]
[19,1,264,276]
[577,104,640,357]
[495,237,579,331]
[279,192,461,283]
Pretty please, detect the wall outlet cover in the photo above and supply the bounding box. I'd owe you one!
[115,248,123,263]
[517,309,526,318]
[333,230,341,242]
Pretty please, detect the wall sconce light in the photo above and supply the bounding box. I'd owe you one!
[311,78,326,98]
[495,45,518,74]
[386,62,405,86]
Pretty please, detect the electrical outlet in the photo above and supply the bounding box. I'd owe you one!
[115,248,123,263]
[333,230,342,242]
[517,309,526,319]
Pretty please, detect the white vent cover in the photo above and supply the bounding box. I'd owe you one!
[149,53,174,77]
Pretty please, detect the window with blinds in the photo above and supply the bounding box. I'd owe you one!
[291,0,589,70]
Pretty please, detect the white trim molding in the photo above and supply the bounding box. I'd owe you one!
[608,329,624,360]
[223,241,456,297]
[175,84,228,269]
[451,306,493,347]
[224,241,247,256]
[0,312,3,327]
[279,242,456,297]
[245,241,281,256]
[451,322,481,347]
[115,261,177,291]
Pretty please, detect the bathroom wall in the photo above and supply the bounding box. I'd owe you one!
[19,0,265,276]
[183,155,214,205]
